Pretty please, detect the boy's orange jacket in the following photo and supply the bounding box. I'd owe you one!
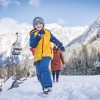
[30,29,53,62]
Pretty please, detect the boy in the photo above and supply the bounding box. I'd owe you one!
[29,17,65,94]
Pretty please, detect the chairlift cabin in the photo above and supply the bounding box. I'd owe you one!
[11,33,22,55]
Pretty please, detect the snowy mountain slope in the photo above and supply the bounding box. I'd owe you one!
[85,38,100,60]
[0,75,100,100]
[83,16,100,45]
[46,23,88,46]
[65,33,85,47]
[66,17,100,47]
[64,17,100,61]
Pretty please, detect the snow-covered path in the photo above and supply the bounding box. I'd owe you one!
[0,75,100,100]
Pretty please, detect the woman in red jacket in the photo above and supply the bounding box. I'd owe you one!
[51,46,65,82]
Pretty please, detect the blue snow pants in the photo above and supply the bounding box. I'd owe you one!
[35,57,52,89]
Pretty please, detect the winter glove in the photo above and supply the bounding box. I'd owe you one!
[57,43,65,52]
[35,29,45,41]
[35,33,41,41]
[60,45,65,52]
[38,29,45,35]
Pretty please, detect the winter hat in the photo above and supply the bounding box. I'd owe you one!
[33,17,44,28]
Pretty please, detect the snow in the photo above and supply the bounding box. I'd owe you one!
[93,60,100,67]
[97,16,100,22]
[1,76,15,91]
[0,75,100,100]
[83,16,100,45]
[0,79,4,86]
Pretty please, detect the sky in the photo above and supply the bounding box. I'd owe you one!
[0,0,100,26]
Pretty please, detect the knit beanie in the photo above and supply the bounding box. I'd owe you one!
[33,17,44,28]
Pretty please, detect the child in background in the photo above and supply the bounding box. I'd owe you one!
[51,45,65,82]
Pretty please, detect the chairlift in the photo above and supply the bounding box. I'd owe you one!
[11,32,22,55]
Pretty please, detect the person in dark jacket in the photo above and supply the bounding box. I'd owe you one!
[29,17,65,94]
[51,45,65,82]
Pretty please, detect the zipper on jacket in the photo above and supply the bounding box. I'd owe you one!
[42,35,44,54]
[50,47,52,53]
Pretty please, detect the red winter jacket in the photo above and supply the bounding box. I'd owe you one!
[51,46,65,71]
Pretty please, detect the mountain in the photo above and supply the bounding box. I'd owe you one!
[66,17,100,47]
[46,23,88,46]
[63,17,100,75]
[65,16,100,53]
[83,16,100,45]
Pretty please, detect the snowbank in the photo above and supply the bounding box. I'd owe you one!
[0,75,100,100]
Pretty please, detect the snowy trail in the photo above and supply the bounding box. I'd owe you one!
[0,75,100,100]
